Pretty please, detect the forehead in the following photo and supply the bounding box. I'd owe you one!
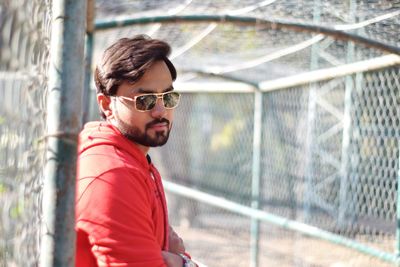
[119,61,173,95]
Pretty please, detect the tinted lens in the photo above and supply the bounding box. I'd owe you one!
[163,92,180,108]
[135,95,157,111]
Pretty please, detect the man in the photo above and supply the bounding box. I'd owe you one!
[75,35,197,267]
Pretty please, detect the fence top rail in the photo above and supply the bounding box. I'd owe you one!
[175,54,400,93]
[94,14,400,55]
[258,54,400,92]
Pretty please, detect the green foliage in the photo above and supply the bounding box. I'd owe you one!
[210,117,244,151]
[10,201,23,219]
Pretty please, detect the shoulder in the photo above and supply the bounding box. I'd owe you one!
[76,144,152,202]
[78,143,147,177]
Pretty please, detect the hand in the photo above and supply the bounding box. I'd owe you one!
[161,251,183,267]
[168,225,185,254]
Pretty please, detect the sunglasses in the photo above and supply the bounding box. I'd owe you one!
[116,91,181,112]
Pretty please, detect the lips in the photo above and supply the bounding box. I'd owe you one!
[149,122,168,131]
[146,119,170,131]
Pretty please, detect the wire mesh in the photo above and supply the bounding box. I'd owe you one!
[94,0,400,53]
[258,68,399,255]
[153,68,399,266]
[0,0,51,266]
[89,1,400,266]
[1,0,399,266]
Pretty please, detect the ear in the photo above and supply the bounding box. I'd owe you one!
[97,93,114,119]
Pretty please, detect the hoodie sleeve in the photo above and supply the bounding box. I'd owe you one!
[75,166,167,267]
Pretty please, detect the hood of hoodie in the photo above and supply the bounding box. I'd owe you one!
[78,121,149,168]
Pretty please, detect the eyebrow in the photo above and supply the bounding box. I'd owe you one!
[133,85,174,94]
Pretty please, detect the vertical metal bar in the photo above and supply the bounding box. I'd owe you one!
[397,142,400,264]
[338,55,353,225]
[82,0,95,124]
[82,34,94,123]
[40,0,87,266]
[187,94,208,224]
[303,0,321,221]
[303,88,317,221]
[338,0,356,226]
[250,90,262,267]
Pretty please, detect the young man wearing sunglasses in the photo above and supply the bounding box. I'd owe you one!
[75,35,197,267]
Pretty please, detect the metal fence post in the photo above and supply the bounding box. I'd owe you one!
[82,0,95,124]
[250,89,262,267]
[397,142,400,264]
[40,0,87,266]
[338,0,356,228]
[303,0,321,221]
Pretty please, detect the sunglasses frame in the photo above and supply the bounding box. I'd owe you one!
[116,91,181,112]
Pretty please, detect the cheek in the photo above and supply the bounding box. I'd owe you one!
[166,110,174,122]
[130,114,148,127]
[115,101,132,116]
[117,104,146,125]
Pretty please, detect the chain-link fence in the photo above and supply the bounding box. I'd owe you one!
[1,0,399,266]
[0,0,51,266]
[154,66,399,267]
[128,1,398,265]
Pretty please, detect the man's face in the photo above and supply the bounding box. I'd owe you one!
[109,60,175,150]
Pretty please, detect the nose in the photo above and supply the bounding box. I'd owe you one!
[150,97,167,118]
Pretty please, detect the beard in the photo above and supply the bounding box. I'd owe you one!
[115,117,172,147]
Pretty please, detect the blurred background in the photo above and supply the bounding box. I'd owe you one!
[1,0,400,266]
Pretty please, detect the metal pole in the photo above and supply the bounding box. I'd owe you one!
[303,0,321,222]
[258,54,400,92]
[303,87,317,221]
[397,141,400,263]
[82,34,94,124]
[250,90,262,267]
[82,0,95,124]
[338,0,356,227]
[40,0,87,265]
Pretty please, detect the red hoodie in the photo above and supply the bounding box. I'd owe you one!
[75,121,169,267]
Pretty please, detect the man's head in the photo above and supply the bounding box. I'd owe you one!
[95,35,178,151]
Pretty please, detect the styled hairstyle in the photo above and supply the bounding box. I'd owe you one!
[94,34,177,97]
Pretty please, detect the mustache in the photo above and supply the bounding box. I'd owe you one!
[146,118,170,128]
